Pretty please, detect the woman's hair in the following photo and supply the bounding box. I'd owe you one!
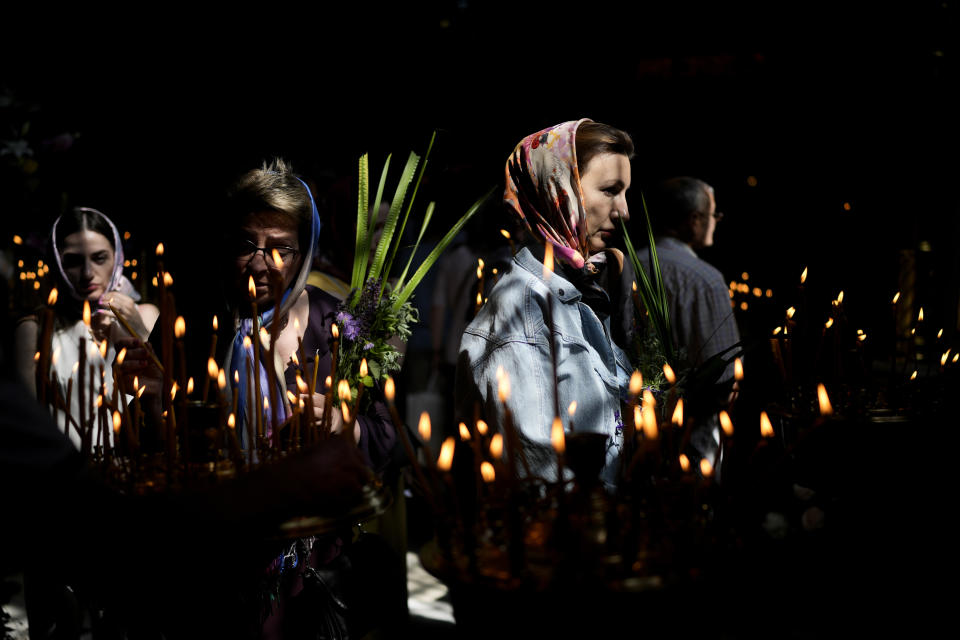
[226,158,313,241]
[575,121,635,175]
[54,207,115,252]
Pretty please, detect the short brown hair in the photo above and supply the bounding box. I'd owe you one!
[575,121,635,175]
[226,158,313,236]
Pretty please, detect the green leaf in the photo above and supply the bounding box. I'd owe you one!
[383,131,436,283]
[369,151,420,290]
[394,186,496,311]
[394,201,435,294]
[361,375,374,387]
[352,154,392,305]
[351,154,370,292]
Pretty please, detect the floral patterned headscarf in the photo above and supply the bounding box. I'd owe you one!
[504,118,591,269]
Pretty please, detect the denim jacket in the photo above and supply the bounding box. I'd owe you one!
[455,247,633,490]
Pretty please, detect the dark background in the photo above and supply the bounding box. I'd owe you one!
[3,0,958,347]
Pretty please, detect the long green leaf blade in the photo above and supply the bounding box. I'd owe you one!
[394,202,435,294]
[351,154,370,291]
[369,151,419,288]
[394,186,495,311]
[383,131,436,282]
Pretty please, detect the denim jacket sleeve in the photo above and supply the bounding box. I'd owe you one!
[454,248,632,489]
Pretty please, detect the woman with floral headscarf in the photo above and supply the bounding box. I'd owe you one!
[455,119,636,490]
[14,206,159,450]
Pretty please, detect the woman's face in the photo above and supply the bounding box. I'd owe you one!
[60,230,115,302]
[232,211,303,307]
[581,153,632,253]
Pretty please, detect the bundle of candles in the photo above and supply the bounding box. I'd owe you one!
[31,244,375,497]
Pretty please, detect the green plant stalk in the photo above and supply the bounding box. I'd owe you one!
[369,151,420,294]
[382,131,437,286]
[393,186,496,312]
[351,154,370,292]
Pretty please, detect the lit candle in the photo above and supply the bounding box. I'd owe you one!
[551,416,565,486]
[249,275,263,439]
[384,376,437,512]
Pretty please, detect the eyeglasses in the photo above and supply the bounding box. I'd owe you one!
[234,239,299,266]
[695,210,724,222]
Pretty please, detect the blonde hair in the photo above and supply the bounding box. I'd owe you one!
[227,158,313,231]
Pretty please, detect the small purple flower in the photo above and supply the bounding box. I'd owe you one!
[337,311,361,341]
[364,342,374,351]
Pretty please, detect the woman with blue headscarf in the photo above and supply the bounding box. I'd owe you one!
[220,158,396,469]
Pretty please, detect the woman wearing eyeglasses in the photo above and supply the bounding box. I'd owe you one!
[218,158,395,462]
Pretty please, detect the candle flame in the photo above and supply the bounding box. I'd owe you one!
[418,411,431,442]
[175,316,186,338]
[642,405,658,440]
[800,267,808,284]
[816,383,833,415]
[99,340,108,359]
[296,374,309,394]
[47,288,58,305]
[937,328,943,339]
[568,400,577,417]
[155,243,164,256]
[786,307,796,319]
[663,363,676,384]
[264,396,270,411]
[719,410,734,436]
[332,323,339,339]
[671,398,684,426]
[359,358,368,377]
[490,433,503,458]
[679,453,691,472]
[892,292,900,304]
[825,318,834,329]
[163,272,173,287]
[837,290,844,303]
[500,229,511,239]
[82,301,91,326]
[918,307,924,322]
[13,234,22,245]
[476,419,488,435]
[116,348,126,365]
[286,390,298,404]
[212,315,218,331]
[228,413,236,429]
[112,410,122,432]
[459,422,471,440]
[217,369,227,390]
[437,437,455,471]
[133,376,138,390]
[542,242,554,280]
[33,351,39,362]
[633,402,642,430]
[551,416,565,454]
[481,461,496,482]
[734,357,744,381]
[243,336,252,349]
[760,411,774,437]
[233,370,239,384]
[325,375,332,388]
[629,370,643,396]
[772,326,782,335]
[96,394,103,408]
[170,382,178,400]
[700,458,714,477]
[497,367,510,402]
[248,275,256,300]
[271,248,284,268]
[207,357,218,379]
[632,280,637,292]
[953,353,959,364]
[187,377,194,394]
[151,276,158,287]
[137,385,146,398]
[338,379,351,402]
[910,370,917,380]
[941,350,950,366]
[476,292,482,306]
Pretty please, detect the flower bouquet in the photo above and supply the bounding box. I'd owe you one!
[332,132,494,411]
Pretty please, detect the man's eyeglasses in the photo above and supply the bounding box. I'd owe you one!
[695,210,724,222]
[234,240,299,266]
